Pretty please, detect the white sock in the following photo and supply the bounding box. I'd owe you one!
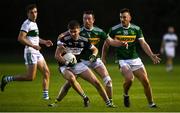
[5,76,14,82]
[43,90,49,99]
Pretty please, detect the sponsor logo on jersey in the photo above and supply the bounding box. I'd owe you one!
[66,47,84,55]
[88,38,100,45]
[115,35,136,42]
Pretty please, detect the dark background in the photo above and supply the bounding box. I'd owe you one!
[0,0,179,58]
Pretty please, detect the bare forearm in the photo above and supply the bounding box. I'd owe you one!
[55,46,65,63]
[141,42,154,57]
[101,40,110,59]
[107,38,120,47]
[39,38,46,44]
[140,39,161,64]
[91,46,98,56]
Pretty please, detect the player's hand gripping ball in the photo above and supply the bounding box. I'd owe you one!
[63,53,77,67]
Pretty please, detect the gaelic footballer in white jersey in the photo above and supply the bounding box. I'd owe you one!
[21,19,40,54]
[20,19,45,65]
[162,32,178,57]
[1,4,53,100]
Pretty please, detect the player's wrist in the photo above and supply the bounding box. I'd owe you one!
[89,54,97,62]
[150,54,156,59]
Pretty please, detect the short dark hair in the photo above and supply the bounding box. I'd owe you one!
[83,10,95,18]
[120,8,131,15]
[26,4,37,13]
[68,20,80,29]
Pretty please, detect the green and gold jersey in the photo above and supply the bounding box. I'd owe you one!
[79,26,108,60]
[109,23,144,60]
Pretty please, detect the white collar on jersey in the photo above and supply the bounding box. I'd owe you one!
[83,26,94,31]
[121,23,131,29]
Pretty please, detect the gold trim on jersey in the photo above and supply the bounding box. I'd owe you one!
[115,35,136,42]
[88,38,100,45]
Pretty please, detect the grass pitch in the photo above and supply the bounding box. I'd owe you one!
[0,61,180,112]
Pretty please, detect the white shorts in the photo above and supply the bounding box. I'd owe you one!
[24,52,44,65]
[118,58,144,71]
[81,58,104,69]
[165,47,175,58]
[59,62,88,75]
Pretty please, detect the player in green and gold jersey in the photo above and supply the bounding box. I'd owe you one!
[102,8,161,108]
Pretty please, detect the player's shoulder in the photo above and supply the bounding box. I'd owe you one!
[81,26,104,32]
[63,35,71,41]
[58,32,70,40]
[111,24,122,31]
[130,23,141,30]
[79,36,88,42]
[22,19,32,26]
[20,19,33,32]
[93,26,104,32]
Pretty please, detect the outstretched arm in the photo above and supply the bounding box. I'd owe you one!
[39,38,53,47]
[139,38,161,64]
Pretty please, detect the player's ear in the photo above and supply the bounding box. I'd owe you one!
[129,15,132,21]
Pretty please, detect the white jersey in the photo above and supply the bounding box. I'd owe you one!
[163,33,178,57]
[163,33,178,48]
[20,19,40,53]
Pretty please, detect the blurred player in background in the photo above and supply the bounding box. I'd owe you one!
[160,26,178,72]
[54,10,126,106]
[49,20,115,107]
[0,4,53,100]
[102,8,161,108]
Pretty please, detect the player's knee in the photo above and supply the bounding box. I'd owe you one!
[26,75,35,81]
[68,76,76,83]
[25,72,36,81]
[125,74,134,81]
[125,77,134,85]
[103,76,112,87]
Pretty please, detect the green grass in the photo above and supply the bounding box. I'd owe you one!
[0,62,180,112]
